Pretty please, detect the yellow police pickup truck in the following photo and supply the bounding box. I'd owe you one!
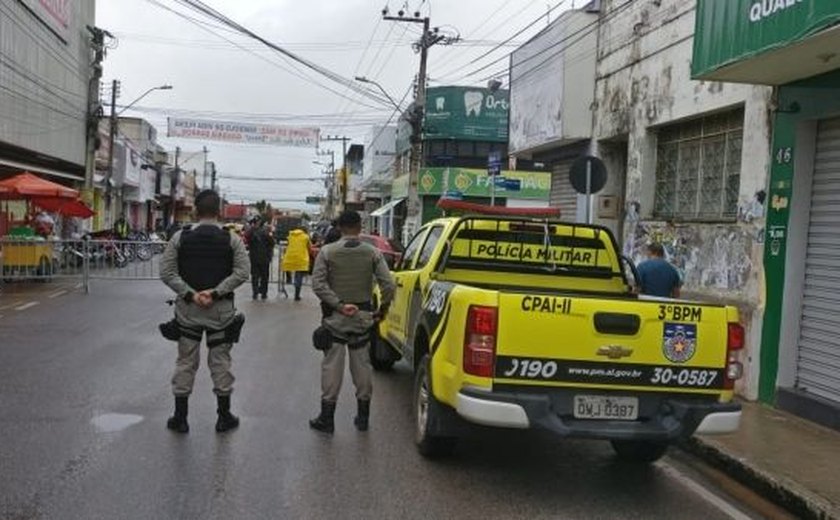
[370,215,744,461]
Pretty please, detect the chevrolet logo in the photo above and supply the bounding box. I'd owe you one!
[597,345,634,359]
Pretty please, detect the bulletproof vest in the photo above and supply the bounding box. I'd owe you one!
[178,225,234,291]
[323,238,378,304]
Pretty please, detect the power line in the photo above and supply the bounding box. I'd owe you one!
[142,0,391,110]
[435,0,569,83]
[167,0,394,108]
[218,176,324,182]
[468,0,639,87]
[432,1,547,80]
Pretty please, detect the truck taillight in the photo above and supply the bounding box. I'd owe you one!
[724,323,745,388]
[728,323,745,351]
[464,306,497,378]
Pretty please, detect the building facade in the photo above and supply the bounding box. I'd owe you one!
[0,0,96,181]
[692,0,840,430]
[509,6,600,225]
[508,0,775,399]
[595,0,773,400]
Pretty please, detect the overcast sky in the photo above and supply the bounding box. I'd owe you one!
[97,0,571,209]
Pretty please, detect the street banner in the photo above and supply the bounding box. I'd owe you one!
[167,118,320,148]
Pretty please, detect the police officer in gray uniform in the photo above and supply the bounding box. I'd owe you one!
[310,210,395,434]
[160,190,250,434]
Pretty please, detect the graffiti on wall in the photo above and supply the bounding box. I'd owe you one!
[624,197,765,295]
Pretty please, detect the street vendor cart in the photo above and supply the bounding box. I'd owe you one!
[0,173,94,282]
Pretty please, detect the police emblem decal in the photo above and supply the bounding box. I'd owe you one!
[662,323,697,364]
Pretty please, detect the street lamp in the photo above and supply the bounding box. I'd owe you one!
[355,76,402,112]
[106,83,173,217]
[117,84,173,116]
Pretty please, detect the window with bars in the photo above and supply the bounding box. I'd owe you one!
[654,108,744,220]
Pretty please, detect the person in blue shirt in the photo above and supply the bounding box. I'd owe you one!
[636,243,682,298]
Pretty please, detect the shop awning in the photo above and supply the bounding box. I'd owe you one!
[370,198,405,218]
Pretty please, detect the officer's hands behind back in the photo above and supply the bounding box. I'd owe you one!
[339,304,359,317]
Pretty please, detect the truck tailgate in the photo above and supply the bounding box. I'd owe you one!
[494,293,729,394]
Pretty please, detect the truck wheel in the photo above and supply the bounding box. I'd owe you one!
[414,354,456,457]
[370,331,396,371]
[610,440,669,463]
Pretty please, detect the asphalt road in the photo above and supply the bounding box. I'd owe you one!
[0,279,767,520]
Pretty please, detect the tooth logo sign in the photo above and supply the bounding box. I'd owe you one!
[464,91,484,117]
[435,97,446,111]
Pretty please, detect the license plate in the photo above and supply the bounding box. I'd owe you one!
[573,395,639,420]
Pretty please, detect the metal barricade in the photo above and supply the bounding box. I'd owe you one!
[0,237,304,294]
[0,238,168,292]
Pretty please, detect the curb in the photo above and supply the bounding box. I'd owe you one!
[678,436,839,520]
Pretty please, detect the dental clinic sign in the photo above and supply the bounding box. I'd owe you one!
[423,86,509,143]
[692,0,840,79]
[18,0,72,42]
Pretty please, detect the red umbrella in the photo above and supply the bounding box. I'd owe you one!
[0,172,78,199]
[32,197,95,218]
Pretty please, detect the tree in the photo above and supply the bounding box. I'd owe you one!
[253,200,273,222]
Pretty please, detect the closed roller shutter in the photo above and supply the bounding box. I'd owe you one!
[797,117,840,404]
[550,156,579,221]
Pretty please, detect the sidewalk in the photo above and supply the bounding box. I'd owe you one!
[681,402,840,520]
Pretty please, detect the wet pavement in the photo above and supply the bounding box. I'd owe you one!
[1,280,769,519]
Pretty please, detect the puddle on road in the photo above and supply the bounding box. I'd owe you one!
[91,413,144,432]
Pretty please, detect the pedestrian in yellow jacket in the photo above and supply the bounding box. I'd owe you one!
[282,228,311,301]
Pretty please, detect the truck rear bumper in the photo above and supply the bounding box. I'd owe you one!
[456,387,741,441]
[456,391,530,429]
[694,410,741,434]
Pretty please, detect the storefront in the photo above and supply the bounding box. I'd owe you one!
[391,167,551,224]
[693,0,840,429]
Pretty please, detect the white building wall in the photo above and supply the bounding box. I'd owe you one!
[0,0,95,168]
[509,10,598,155]
[593,0,773,399]
[362,125,396,180]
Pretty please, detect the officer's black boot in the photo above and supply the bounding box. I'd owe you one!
[294,286,301,301]
[309,400,336,434]
[166,396,189,434]
[215,394,240,433]
[354,399,370,432]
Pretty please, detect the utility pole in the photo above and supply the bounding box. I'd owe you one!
[383,7,456,241]
[210,162,217,192]
[84,27,107,191]
[169,146,180,226]
[322,135,350,211]
[105,79,120,218]
[317,149,336,217]
[202,146,209,189]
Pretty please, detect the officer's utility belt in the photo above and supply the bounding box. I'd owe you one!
[320,301,373,317]
[313,301,374,352]
[159,313,245,346]
[190,292,234,301]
